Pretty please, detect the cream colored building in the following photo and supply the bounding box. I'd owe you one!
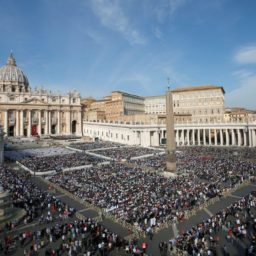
[224,107,256,123]
[145,85,225,124]
[144,95,166,114]
[105,91,145,120]
[172,85,225,123]
[0,54,82,137]
[83,91,145,121]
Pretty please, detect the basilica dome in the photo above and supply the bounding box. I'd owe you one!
[0,53,30,93]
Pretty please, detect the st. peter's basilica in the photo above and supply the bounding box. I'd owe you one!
[0,53,82,137]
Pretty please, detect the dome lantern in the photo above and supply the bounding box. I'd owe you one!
[7,53,16,66]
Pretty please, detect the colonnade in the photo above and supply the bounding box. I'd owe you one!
[83,121,256,148]
[157,127,256,147]
[2,109,82,137]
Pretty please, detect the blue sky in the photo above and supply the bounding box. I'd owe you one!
[0,0,256,109]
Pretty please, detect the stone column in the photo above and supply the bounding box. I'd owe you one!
[231,129,235,146]
[252,129,256,147]
[20,111,24,136]
[57,111,61,134]
[192,129,195,145]
[27,110,31,137]
[197,129,200,145]
[15,110,19,137]
[175,130,179,146]
[220,129,223,146]
[249,129,253,147]
[237,129,241,146]
[214,129,217,146]
[67,111,71,134]
[243,130,247,146]
[45,111,49,135]
[208,129,211,146]
[186,129,190,145]
[77,110,82,135]
[38,110,41,135]
[151,130,160,147]
[181,130,185,145]
[141,130,151,147]
[203,129,206,145]
[4,110,8,135]
[48,111,52,135]
[226,129,229,146]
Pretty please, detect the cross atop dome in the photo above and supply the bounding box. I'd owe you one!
[7,52,16,66]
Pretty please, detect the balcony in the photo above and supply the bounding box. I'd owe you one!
[51,117,58,125]
[8,118,15,125]
[32,117,39,124]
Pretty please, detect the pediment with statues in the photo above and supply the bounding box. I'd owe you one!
[21,97,48,105]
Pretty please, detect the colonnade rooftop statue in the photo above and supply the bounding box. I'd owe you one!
[166,87,176,172]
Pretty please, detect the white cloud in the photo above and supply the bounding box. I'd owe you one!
[234,45,256,64]
[154,0,189,23]
[90,0,146,45]
[168,0,188,14]
[225,70,256,109]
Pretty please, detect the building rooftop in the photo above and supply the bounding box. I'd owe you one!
[112,90,145,99]
[171,85,225,94]
[145,95,165,99]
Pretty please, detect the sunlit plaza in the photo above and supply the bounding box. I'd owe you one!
[1,1,256,256]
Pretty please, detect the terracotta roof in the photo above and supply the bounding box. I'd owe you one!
[171,85,225,94]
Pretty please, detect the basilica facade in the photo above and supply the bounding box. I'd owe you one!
[0,54,82,137]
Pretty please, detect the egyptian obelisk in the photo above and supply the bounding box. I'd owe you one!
[166,88,176,172]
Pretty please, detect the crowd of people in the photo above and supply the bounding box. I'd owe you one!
[162,191,256,256]
[130,147,256,173]
[69,141,124,151]
[19,153,104,172]
[0,167,76,232]
[1,144,256,255]
[49,147,256,232]
[50,135,81,140]
[1,217,148,256]
[5,147,74,161]
[91,147,162,161]
[0,166,148,256]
